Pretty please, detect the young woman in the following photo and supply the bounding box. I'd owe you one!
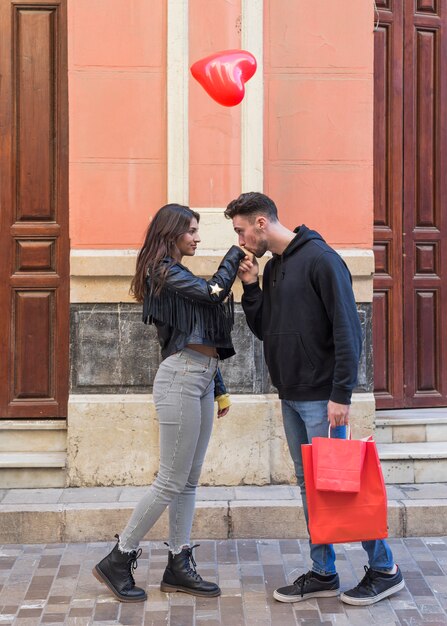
[93,204,245,603]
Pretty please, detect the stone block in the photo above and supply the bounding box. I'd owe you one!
[69,303,373,397]
[349,392,375,437]
[67,396,159,487]
[1,488,63,504]
[66,392,376,488]
[70,249,373,302]
[374,426,392,443]
[426,424,447,442]
[0,507,63,543]
[218,311,265,394]
[190,502,229,539]
[404,500,447,536]
[60,487,122,503]
[70,304,159,394]
[392,425,426,443]
[385,484,406,500]
[0,429,67,453]
[201,397,271,485]
[269,401,295,484]
[197,486,235,500]
[380,460,414,484]
[356,305,373,393]
[64,504,134,542]
[400,483,447,499]
[21,508,64,544]
[0,468,66,489]
[230,501,307,539]
[387,501,404,538]
[233,486,292,500]
[414,459,447,484]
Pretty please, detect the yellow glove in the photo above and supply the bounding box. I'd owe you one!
[215,393,231,411]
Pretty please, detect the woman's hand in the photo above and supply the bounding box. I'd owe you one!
[217,406,230,418]
[216,393,231,418]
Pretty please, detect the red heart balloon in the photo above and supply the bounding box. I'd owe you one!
[190,49,257,107]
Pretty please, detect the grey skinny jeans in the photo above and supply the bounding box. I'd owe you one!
[119,348,218,553]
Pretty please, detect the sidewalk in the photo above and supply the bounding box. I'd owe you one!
[1,536,447,625]
[1,484,447,544]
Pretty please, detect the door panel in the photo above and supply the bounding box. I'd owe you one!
[373,1,404,407]
[403,0,447,406]
[0,0,69,418]
[374,0,447,408]
[14,291,54,399]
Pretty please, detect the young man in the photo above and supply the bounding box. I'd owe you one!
[225,192,404,606]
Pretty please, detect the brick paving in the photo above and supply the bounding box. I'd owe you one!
[1,538,447,625]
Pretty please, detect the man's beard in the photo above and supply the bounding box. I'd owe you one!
[253,240,268,258]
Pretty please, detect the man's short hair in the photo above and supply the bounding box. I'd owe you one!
[225,192,279,223]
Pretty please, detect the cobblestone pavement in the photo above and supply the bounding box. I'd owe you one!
[1,537,447,625]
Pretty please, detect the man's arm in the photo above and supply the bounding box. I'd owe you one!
[312,252,362,426]
[239,256,265,340]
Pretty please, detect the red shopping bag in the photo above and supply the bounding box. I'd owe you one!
[312,427,367,492]
[302,438,388,544]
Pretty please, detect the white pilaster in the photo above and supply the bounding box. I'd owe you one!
[241,0,264,192]
[167,0,189,203]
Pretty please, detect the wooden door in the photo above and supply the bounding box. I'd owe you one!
[373,0,405,408]
[0,0,69,417]
[403,0,447,406]
[373,0,447,408]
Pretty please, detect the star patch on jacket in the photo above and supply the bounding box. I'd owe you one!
[209,283,223,296]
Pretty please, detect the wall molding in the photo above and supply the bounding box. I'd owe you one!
[70,248,374,303]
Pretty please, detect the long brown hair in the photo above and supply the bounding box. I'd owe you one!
[130,204,200,302]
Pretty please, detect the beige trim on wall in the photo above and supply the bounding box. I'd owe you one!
[70,247,374,303]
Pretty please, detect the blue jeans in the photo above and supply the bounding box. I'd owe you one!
[282,399,394,576]
[120,349,217,553]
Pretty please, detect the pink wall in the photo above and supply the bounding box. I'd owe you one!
[189,0,242,207]
[68,0,166,248]
[264,0,374,247]
[68,1,374,250]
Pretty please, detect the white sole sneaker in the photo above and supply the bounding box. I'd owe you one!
[273,588,340,603]
[340,579,405,606]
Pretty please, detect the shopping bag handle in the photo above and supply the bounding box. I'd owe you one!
[328,424,351,439]
[327,424,375,442]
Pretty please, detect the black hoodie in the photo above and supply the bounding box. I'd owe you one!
[241,225,362,404]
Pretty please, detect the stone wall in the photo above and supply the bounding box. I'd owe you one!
[67,301,374,487]
[70,303,373,395]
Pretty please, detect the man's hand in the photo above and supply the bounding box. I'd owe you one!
[238,254,259,285]
[217,407,230,418]
[327,400,350,428]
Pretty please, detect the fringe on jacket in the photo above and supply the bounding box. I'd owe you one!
[143,281,235,341]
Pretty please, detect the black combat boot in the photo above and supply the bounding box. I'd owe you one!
[93,535,147,602]
[160,544,221,597]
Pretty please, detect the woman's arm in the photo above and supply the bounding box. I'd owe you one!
[214,368,226,397]
[159,246,245,304]
[214,368,231,418]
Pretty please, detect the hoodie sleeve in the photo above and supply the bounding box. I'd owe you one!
[241,263,270,340]
[312,251,362,405]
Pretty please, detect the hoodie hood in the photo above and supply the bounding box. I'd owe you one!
[271,225,325,286]
[281,225,325,258]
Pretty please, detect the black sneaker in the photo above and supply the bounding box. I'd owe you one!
[340,565,404,606]
[273,570,340,603]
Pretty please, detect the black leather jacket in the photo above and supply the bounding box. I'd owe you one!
[143,245,245,396]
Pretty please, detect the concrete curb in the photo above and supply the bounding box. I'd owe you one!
[1,497,447,544]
